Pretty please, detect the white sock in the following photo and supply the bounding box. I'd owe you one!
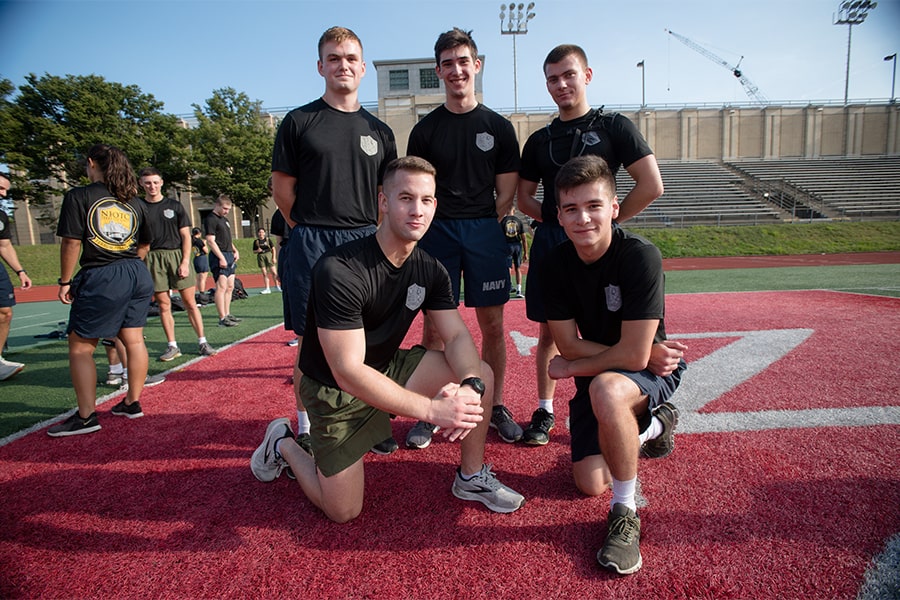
[198,337,207,344]
[638,416,664,444]
[122,368,128,380]
[109,363,124,375]
[297,411,310,434]
[538,399,554,413]
[168,341,178,349]
[611,476,637,512]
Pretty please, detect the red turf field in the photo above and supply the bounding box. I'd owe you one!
[1,289,898,598]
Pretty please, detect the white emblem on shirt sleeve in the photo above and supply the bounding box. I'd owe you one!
[406,284,425,311]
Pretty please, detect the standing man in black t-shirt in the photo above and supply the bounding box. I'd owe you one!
[0,173,32,381]
[542,155,685,575]
[271,26,397,454]
[139,167,216,360]
[517,44,676,447]
[250,157,524,521]
[405,28,522,449]
[203,194,240,328]
[500,207,527,298]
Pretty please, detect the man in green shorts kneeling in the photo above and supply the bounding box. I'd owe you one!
[250,156,525,522]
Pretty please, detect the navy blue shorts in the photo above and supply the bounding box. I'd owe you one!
[67,259,154,339]
[417,218,510,308]
[0,268,15,309]
[193,254,209,274]
[211,251,236,281]
[569,360,687,463]
[283,224,375,336]
[524,223,568,323]
[507,242,523,269]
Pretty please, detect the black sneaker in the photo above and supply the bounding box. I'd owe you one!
[285,432,314,480]
[110,399,144,419]
[640,402,679,459]
[405,421,438,449]
[597,503,642,575]
[47,411,101,437]
[490,405,523,443]
[370,436,399,455]
[522,408,555,445]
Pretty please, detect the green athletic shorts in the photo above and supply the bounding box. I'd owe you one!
[257,252,274,269]
[146,248,195,292]
[300,345,427,477]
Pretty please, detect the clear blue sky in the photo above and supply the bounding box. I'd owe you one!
[2,0,898,116]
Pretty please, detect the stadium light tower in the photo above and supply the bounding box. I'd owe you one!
[499,2,536,112]
[833,0,877,105]
[885,53,897,104]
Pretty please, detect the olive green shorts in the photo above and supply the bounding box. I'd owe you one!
[146,248,195,292]
[300,345,427,477]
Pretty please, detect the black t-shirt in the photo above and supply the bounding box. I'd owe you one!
[203,211,232,252]
[253,238,274,253]
[300,235,457,388]
[0,210,10,242]
[142,197,191,251]
[500,214,525,243]
[407,104,520,220]
[191,236,206,257]
[520,109,653,226]
[542,225,667,352]
[56,181,152,269]
[271,98,397,228]
[270,210,291,246]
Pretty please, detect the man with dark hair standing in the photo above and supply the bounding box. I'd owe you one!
[204,194,240,328]
[0,173,32,380]
[251,157,524,522]
[139,167,216,359]
[271,26,397,453]
[517,44,680,446]
[543,154,684,575]
[405,27,522,449]
[500,207,527,298]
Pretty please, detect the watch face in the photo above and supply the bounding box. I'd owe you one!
[461,377,485,396]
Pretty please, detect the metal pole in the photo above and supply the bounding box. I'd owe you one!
[513,34,518,112]
[843,23,852,105]
[886,53,897,103]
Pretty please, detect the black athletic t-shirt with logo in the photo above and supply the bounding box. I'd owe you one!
[520,109,653,226]
[500,214,525,243]
[56,181,152,269]
[271,98,397,228]
[203,211,232,251]
[142,197,191,251]
[407,104,520,220]
[300,235,456,388]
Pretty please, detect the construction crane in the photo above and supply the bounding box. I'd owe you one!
[665,28,769,106]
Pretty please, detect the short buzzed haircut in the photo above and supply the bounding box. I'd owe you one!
[139,167,162,179]
[318,26,363,60]
[543,44,589,73]
[383,156,436,190]
[434,27,478,65]
[215,193,232,206]
[555,155,616,198]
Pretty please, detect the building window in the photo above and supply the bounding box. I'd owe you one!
[419,68,440,89]
[389,70,409,90]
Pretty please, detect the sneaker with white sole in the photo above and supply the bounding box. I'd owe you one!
[260,289,271,294]
[405,421,439,449]
[158,346,182,362]
[0,358,25,381]
[250,418,293,482]
[597,503,642,575]
[640,402,679,459]
[198,342,217,356]
[47,411,101,437]
[110,399,144,419]
[118,373,166,392]
[451,464,525,513]
[370,436,399,455]
[522,408,555,445]
[105,371,124,386]
[490,405,523,443]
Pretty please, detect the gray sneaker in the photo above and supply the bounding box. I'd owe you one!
[218,318,239,327]
[490,405,523,443]
[158,346,182,362]
[198,342,217,356]
[0,358,25,381]
[105,370,123,386]
[118,373,166,392]
[597,503,642,575]
[225,314,242,323]
[405,421,439,449]
[250,418,293,483]
[640,402,679,459]
[452,464,525,513]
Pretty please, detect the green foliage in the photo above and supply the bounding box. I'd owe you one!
[189,88,275,222]
[0,73,190,225]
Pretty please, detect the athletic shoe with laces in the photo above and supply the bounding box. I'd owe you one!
[0,357,25,381]
[105,370,124,386]
[285,432,314,480]
[640,402,680,459]
[260,289,271,294]
[47,411,101,437]
[158,346,182,362]
[522,408,555,445]
[405,421,439,449]
[286,337,299,347]
[225,314,242,323]
[490,405,523,443]
[110,399,144,419]
[371,436,400,455]
[250,418,293,482]
[119,373,166,391]
[198,342,217,356]
[451,464,525,514]
[597,503,642,575]
[219,317,239,327]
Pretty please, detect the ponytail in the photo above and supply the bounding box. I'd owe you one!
[86,144,138,203]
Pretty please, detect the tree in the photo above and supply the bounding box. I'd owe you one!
[0,73,190,226]
[189,88,275,223]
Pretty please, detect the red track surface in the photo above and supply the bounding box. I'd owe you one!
[1,291,898,598]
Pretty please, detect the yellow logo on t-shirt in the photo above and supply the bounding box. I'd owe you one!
[87,198,138,252]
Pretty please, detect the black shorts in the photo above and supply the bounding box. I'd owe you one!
[524,224,568,323]
[569,360,686,463]
[67,259,154,339]
[211,251,236,281]
[0,268,15,309]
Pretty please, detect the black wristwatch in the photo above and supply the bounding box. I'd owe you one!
[58,277,72,286]
[459,376,486,397]
[15,269,26,275]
